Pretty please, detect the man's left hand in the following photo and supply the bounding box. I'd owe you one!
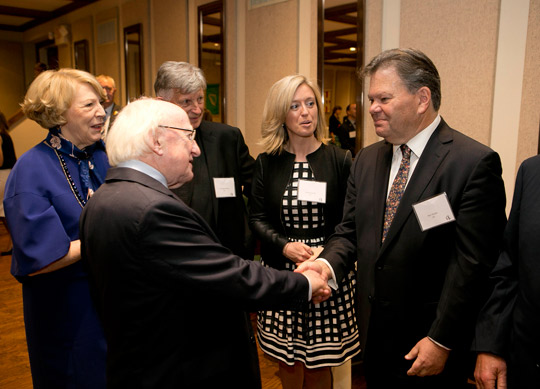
[404,337,449,376]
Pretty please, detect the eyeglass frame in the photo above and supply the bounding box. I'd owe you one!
[158,125,197,141]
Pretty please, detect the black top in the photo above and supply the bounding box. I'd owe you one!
[250,143,352,270]
[1,132,16,169]
[170,120,255,259]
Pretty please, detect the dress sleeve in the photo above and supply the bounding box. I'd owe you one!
[249,155,289,252]
[5,191,72,276]
[4,154,74,276]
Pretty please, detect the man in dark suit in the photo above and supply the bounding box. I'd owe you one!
[80,98,330,388]
[297,48,506,388]
[154,61,255,259]
[473,154,540,389]
[334,103,357,155]
[97,74,122,141]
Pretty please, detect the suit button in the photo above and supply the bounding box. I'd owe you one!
[368,295,373,302]
[376,266,383,270]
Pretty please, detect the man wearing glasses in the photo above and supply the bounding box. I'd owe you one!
[154,61,255,260]
[80,98,330,387]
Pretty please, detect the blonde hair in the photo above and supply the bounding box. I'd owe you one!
[21,68,105,129]
[260,75,327,155]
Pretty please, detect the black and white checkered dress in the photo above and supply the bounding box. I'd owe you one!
[257,162,360,368]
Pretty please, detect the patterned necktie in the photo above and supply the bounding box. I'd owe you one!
[382,144,412,242]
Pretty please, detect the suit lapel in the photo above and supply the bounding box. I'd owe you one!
[198,121,220,227]
[373,143,393,244]
[379,121,453,252]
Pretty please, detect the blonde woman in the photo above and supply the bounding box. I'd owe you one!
[4,68,108,387]
[250,75,360,388]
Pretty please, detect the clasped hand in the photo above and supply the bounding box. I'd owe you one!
[295,257,332,304]
[282,241,313,263]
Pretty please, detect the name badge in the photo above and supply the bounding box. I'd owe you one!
[297,179,327,204]
[213,177,236,198]
[412,192,456,232]
[349,131,356,138]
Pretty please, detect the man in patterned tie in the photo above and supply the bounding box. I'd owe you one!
[297,48,506,388]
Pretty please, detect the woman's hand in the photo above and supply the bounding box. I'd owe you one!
[283,242,313,264]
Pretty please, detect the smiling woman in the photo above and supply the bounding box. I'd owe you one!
[2,68,109,388]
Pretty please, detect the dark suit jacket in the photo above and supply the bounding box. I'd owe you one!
[334,116,356,155]
[172,120,255,259]
[102,103,122,140]
[106,103,122,129]
[109,103,121,123]
[250,144,352,270]
[80,167,309,388]
[321,118,506,381]
[473,155,540,387]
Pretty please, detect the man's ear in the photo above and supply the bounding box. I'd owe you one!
[416,86,432,114]
[149,130,165,156]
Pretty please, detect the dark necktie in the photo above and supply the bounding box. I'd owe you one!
[382,144,411,242]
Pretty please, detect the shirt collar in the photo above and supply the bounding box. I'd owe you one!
[392,115,441,158]
[104,104,114,117]
[116,159,168,188]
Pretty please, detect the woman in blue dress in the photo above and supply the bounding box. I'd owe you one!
[4,68,109,388]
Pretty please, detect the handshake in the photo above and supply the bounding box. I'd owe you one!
[294,247,333,304]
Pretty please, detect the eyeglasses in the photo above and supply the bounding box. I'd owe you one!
[158,125,197,141]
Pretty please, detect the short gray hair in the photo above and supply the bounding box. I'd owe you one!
[154,61,207,98]
[96,74,116,88]
[106,97,179,166]
[362,48,441,111]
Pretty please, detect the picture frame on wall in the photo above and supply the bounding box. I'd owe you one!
[74,40,89,72]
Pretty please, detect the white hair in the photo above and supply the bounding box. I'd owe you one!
[106,98,179,166]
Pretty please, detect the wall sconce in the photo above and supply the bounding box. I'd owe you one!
[54,24,71,45]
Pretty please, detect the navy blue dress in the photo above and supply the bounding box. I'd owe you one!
[4,133,108,388]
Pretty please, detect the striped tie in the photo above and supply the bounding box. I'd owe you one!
[382,145,411,242]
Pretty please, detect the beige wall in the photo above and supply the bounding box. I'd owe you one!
[244,0,299,157]
[152,0,189,80]
[0,40,25,117]
[400,0,499,146]
[363,0,383,147]
[362,0,539,210]
[94,7,122,103]
[517,0,540,164]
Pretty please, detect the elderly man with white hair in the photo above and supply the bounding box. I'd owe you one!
[80,98,330,388]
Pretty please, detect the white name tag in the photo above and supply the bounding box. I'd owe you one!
[297,179,327,204]
[412,192,455,231]
[213,177,236,198]
[349,131,356,138]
